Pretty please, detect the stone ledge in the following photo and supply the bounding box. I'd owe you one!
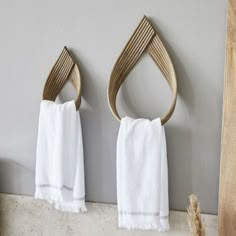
[0,193,217,236]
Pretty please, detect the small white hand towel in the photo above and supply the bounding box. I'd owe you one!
[35,100,86,213]
[117,117,169,231]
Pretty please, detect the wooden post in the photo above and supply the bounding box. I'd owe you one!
[218,0,236,235]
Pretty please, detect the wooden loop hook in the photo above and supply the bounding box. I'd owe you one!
[108,16,177,125]
[43,46,82,110]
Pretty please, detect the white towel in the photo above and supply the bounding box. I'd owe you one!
[117,117,169,231]
[35,100,86,213]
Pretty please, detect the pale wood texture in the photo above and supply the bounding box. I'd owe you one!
[43,46,82,110]
[108,16,177,125]
[218,0,236,235]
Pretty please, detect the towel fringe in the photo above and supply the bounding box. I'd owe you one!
[119,222,170,232]
[35,192,87,213]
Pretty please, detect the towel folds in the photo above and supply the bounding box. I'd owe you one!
[116,117,169,231]
[35,100,86,213]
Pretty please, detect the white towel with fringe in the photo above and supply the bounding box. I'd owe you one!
[35,100,86,213]
[117,117,169,231]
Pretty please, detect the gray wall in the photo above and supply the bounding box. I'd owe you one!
[0,0,226,214]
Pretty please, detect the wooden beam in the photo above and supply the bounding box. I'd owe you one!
[218,0,236,235]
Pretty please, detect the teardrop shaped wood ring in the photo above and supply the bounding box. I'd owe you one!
[108,16,177,125]
[42,46,82,110]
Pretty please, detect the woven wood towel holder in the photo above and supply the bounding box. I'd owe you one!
[42,46,82,110]
[108,16,177,125]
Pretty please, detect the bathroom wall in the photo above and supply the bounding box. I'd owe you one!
[0,0,226,214]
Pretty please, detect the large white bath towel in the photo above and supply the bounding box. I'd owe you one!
[35,100,86,213]
[117,117,169,231]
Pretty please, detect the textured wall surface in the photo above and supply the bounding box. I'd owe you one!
[0,0,226,214]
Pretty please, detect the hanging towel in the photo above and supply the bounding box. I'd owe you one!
[35,100,86,213]
[117,117,169,231]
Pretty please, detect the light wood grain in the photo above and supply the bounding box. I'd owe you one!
[218,0,236,235]
[43,46,82,110]
[107,16,177,125]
